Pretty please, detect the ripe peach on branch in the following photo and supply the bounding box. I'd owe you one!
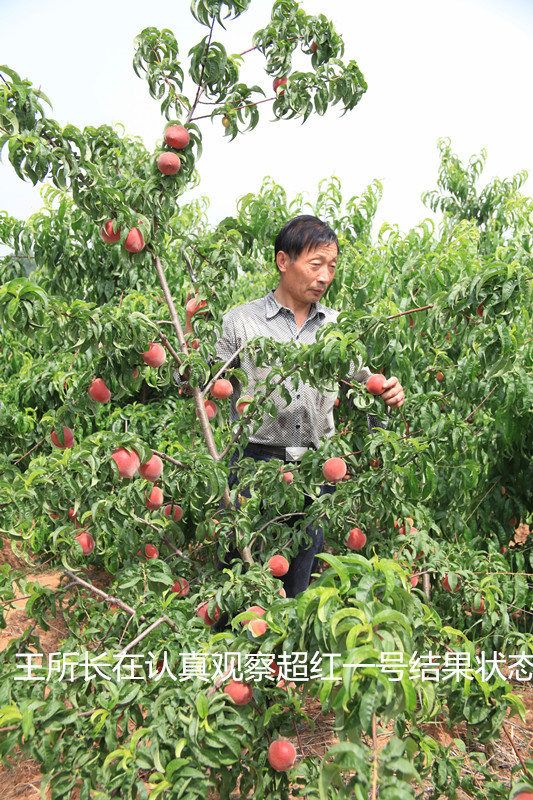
[268,555,289,577]
[268,739,297,771]
[111,447,140,478]
[164,125,190,149]
[145,487,164,510]
[100,220,121,243]
[137,543,159,560]
[236,395,253,415]
[88,377,111,404]
[142,343,166,367]
[211,379,233,399]
[346,527,366,550]
[171,577,189,597]
[124,227,145,253]
[163,504,183,522]
[196,600,220,626]
[139,455,163,482]
[223,680,253,705]
[322,457,346,482]
[74,530,95,555]
[51,426,75,449]
[157,152,181,175]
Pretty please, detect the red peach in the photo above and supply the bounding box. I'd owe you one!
[268,555,290,577]
[164,125,190,149]
[100,220,121,243]
[157,152,180,175]
[137,543,159,560]
[346,527,367,550]
[163,504,183,522]
[111,447,140,478]
[139,455,163,482]
[322,457,347,482]
[268,740,297,771]
[124,228,145,253]
[224,680,253,705]
[171,577,189,597]
[146,486,164,510]
[236,395,253,414]
[142,343,166,368]
[211,379,233,399]
[366,374,386,396]
[74,530,95,555]
[51,426,75,449]
[196,600,220,626]
[88,377,111,404]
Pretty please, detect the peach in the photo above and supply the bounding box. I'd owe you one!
[74,531,94,555]
[88,377,111,404]
[196,600,220,626]
[100,220,121,243]
[268,555,289,577]
[366,374,386,396]
[164,125,190,149]
[346,527,366,550]
[142,343,166,367]
[163,504,183,522]
[146,486,164,510]
[236,395,253,414]
[171,577,189,597]
[51,426,74,449]
[124,228,145,253]
[137,543,159,560]
[139,455,163,482]
[111,447,140,479]
[322,457,346,482]
[157,152,181,175]
[223,680,253,705]
[268,740,296,771]
[211,379,233,399]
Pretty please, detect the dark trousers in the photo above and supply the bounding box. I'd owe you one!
[219,444,335,598]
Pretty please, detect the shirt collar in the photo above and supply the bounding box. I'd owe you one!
[265,290,326,322]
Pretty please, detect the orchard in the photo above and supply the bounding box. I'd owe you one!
[0,1,532,799]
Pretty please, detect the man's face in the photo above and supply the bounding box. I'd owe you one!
[276,242,338,305]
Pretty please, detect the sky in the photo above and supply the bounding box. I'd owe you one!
[0,0,531,235]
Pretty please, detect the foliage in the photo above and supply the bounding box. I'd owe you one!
[0,1,532,798]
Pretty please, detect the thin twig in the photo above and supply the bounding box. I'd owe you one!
[151,449,189,470]
[371,713,378,800]
[158,331,183,367]
[501,721,533,781]
[14,437,46,465]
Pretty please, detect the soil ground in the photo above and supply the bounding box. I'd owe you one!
[1,530,532,800]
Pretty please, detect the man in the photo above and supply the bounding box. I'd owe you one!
[183,215,405,596]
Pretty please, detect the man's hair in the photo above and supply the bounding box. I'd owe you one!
[274,215,338,265]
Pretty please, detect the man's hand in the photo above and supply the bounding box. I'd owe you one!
[381,376,405,408]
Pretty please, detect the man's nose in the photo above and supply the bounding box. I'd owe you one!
[317,267,333,284]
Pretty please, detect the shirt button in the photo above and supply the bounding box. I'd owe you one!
[296,394,300,399]
[296,424,301,429]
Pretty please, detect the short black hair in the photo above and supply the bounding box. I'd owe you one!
[274,215,338,263]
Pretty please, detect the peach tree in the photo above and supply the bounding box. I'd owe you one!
[0,0,532,797]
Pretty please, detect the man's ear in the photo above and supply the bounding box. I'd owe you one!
[276,251,290,273]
